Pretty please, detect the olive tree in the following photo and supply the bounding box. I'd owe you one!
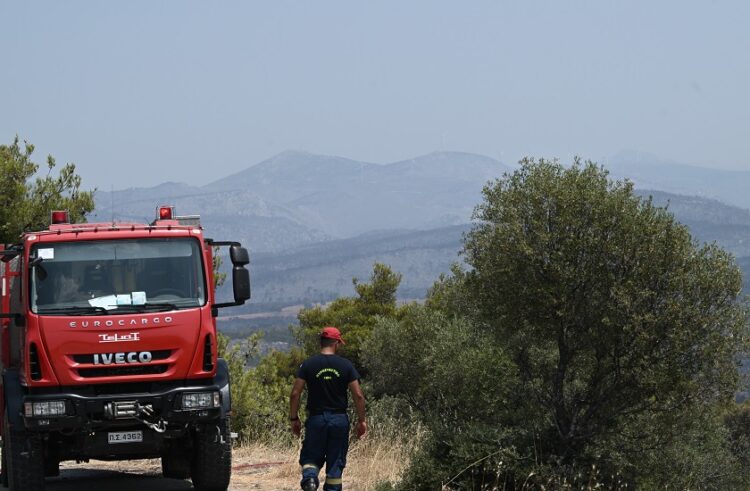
[463,158,748,476]
[0,137,94,243]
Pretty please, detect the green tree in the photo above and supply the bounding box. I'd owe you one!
[372,158,749,488]
[0,137,95,243]
[461,157,749,483]
[297,263,403,371]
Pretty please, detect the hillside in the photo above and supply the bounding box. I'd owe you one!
[609,151,750,210]
[641,189,750,257]
[91,151,509,251]
[216,189,750,340]
[222,190,750,311]
[215,224,468,320]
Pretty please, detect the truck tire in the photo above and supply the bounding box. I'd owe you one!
[190,417,231,491]
[162,442,191,479]
[4,411,45,491]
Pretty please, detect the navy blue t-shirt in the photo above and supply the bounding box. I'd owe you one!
[296,354,360,414]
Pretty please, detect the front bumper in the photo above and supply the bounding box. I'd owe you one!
[22,381,224,432]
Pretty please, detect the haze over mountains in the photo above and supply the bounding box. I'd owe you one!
[92,151,507,251]
[90,150,750,337]
[608,150,750,210]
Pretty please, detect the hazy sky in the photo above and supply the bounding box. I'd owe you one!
[2,1,749,189]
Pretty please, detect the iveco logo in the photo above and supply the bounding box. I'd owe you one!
[69,316,173,328]
[99,333,140,343]
[93,351,153,365]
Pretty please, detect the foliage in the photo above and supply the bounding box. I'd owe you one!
[631,406,744,490]
[216,157,749,488]
[363,305,523,490]
[218,332,306,443]
[212,246,227,288]
[363,158,750,489]
[296,263,403,371]
[724,401,750,471]
[0,136,95,244]
[464,158,747,466]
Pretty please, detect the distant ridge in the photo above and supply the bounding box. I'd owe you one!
[87,150,750,320]
[607,151,750,209]
[93,150,509,249]
[91,147,750,253]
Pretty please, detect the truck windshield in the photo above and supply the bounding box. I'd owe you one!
[30,238,207,315]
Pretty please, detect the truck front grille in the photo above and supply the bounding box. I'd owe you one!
[72,350,172,364]
[78,365,168,378]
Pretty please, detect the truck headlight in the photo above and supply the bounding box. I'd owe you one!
[182,391,220,410]
[24,400,67,417]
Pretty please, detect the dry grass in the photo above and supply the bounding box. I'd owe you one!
[55,421,423,490]
[247,424,424,491]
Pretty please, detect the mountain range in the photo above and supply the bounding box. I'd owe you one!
[91,151,507,251]
[89,150,750,338]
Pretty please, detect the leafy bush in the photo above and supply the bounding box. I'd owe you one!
[364,306,524,489]
[219,333,304,444]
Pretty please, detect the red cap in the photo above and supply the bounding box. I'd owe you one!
[320,326,345,344]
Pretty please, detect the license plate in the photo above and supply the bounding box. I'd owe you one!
[108,431,143,444]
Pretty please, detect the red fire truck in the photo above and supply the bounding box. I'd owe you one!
[0,206,250,491]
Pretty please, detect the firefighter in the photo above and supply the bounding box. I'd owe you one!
[290,326,367,491]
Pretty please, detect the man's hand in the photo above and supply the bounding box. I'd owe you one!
[356,420,368,439]
[348,380,367,439]
[291,419,302,437]
[289,378,306,438]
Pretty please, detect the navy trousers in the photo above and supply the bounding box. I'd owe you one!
[299,412,349,491]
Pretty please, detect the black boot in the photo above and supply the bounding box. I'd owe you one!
[302,477,318,491]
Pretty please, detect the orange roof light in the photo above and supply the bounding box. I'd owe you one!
[50,210,70,224]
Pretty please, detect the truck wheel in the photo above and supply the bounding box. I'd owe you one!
[190,417,231,491]
[162,442,191,479]
[4,411,45,491]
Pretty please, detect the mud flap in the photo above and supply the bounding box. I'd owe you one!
[215,358,231,417]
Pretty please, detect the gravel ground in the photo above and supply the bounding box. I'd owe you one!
[0,454,301,491]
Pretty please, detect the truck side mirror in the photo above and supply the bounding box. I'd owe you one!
[229,245,249,266]
[232,266,250,303]
[209,241,251,312]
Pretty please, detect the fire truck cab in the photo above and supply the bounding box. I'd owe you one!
[0,206,250,491]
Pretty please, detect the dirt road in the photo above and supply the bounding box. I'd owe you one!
[0,453,301,491]
[0,441,389,490]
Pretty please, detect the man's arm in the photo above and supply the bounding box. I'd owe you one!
[289,377,306,437]
[348,380,368,438]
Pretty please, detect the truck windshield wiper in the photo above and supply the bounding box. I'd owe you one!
[36,306,110,316]
[111,303,178,313]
